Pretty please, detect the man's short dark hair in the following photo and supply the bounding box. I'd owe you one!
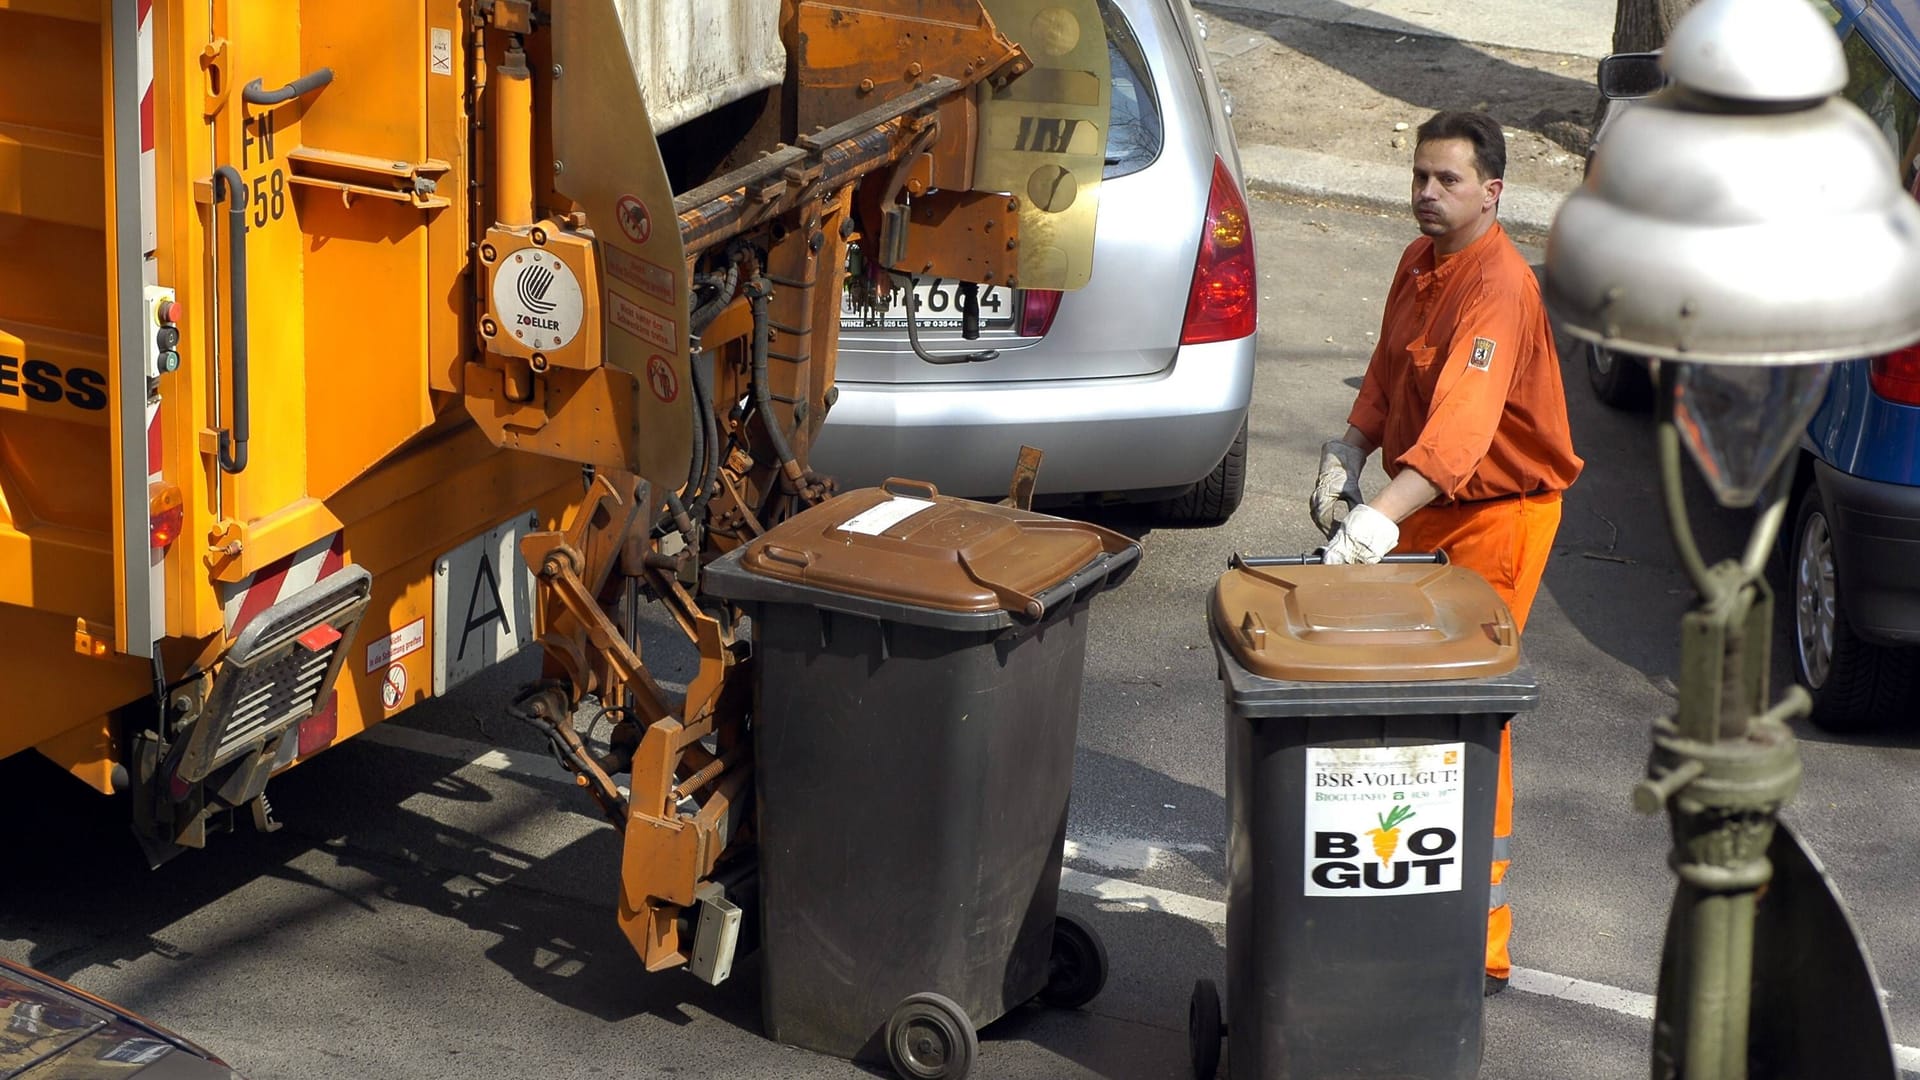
[1415,111,1506,182]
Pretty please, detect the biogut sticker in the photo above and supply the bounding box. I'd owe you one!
[1304,743,1466,897]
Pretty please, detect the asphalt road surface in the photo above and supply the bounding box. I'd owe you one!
[6,195,1917,1079]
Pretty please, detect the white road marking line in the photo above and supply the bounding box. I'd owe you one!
[1062,835,1215,872]
[1509,968,1653,1019]
[1059,868,1226,924]
[362,720,1920,1069]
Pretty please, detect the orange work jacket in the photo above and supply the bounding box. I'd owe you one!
[1347,222,1583,503]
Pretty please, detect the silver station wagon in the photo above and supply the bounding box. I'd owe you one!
[814,0,1259,525]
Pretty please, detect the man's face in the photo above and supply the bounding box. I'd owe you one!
[1411,137,1500,243]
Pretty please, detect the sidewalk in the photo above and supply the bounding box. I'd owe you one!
[1200,0,1612,236]
[1237,143,1572,237]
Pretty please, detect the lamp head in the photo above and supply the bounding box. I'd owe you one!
[1545,0,1920,505]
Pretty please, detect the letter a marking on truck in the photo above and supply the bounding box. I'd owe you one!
[458,553,508,663]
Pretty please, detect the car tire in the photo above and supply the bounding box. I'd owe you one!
[1158,419,1247,526]
[1791,490,1917,732]
[1585,342,1654,412]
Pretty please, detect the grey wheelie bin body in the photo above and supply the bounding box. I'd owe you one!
[1208,555,1539,1079]
[702,482,1139,1069]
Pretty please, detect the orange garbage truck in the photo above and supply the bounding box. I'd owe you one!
[0,0,1106,980]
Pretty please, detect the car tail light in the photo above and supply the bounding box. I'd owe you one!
[1870,344,1920,405]
[1181,157,1258,345]
[1019,289,1062,338]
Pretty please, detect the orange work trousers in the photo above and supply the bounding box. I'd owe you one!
[1395,490,1562,981]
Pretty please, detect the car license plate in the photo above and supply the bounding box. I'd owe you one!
[841,279,1015,330]
[432,512,539,695]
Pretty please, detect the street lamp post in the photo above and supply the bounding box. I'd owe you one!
[1544,0,1920,1076]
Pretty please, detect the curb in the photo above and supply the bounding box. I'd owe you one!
[1198,0,1615,63]
[1236,143,1574,240]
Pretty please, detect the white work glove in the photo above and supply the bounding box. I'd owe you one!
[1310,440,1367,539]
[1322,504,1400,565]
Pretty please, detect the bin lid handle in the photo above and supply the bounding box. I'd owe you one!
[760,544,813,570]
[954,520,1140,620]
[954,550,1047,619]
[880,477,941,501]
[1238,609,1269,652]
[1488,604,1517,649]
[1228,550,1450,569]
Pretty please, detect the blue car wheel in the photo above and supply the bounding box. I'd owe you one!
[1792,492,1918,731]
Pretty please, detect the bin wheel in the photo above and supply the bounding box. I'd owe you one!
[885,992,977,1080]
[1038,911,1109,1009]
[1188,979,1222,1080]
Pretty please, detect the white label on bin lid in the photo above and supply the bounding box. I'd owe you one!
[1304,743,1466,897]
[837,496,936,536]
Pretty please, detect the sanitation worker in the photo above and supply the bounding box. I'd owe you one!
[1309,110,1583,996]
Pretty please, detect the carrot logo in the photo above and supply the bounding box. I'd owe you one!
[1367,805,1416,865]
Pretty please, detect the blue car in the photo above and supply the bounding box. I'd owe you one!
[1790,0,1920,730]
[1587,0,1920,731]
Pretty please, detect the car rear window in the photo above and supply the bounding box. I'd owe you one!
[1840,28,1920,193]
[1103,3,1163,179]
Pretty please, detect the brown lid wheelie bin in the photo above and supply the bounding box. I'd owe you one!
[1189,553,1539,1080]
[702,480,1140,1080]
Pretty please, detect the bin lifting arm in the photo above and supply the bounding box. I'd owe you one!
[517,471,752,971]
[485,0,1109,979]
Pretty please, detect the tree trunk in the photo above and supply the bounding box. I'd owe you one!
[1612,0,1697,52]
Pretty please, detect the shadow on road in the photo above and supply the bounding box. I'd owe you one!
[0,746,763,1031]
[975,899,1225,1080]
[1541,322,1917,750]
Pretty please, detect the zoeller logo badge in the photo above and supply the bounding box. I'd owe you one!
[517,263,557,315]
[491,248,585,349]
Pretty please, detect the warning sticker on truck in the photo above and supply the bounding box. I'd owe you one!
[366,617,426,674]
[608,291,675,352]
[604,247,676,305]
[1304,743,1465,897]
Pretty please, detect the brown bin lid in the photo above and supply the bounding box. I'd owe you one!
[738,481,1126,615]
[1212,561,1520,682]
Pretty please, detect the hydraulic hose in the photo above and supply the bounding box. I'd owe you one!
[690,260,741,337]
[679,356,709,514]
[746,278,801,476]
[904,274,999,365]
[688,349,721,517]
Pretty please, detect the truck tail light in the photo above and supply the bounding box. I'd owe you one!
[1019,289,1062,338]
[298,692,338,759]
[1181,157,1258,346]
[1870,345,1920,405]
[148,482,184,550]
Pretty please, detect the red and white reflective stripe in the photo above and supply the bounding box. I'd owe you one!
[136,0,165,641]
[137,0,156,266]
[220,533,348,639]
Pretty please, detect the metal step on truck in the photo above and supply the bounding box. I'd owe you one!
[0,0,1110,1005]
